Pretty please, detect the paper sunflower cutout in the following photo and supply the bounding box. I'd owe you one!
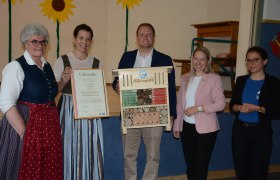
[117,0,142,52]
[2,0,23,62]
[40,0,76,58]
[40,0,76,23]
[117,0,142,9]
[2,0,22,5]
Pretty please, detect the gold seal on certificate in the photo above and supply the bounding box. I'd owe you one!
[71,69,109,119]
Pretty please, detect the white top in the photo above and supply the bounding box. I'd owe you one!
[53,52,102,82]
[184,76,201,124]
[133,49,153,68]
[0,50,47,114]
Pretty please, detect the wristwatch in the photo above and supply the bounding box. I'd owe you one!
[197,105,203,112]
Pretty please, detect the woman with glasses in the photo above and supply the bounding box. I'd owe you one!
[0,23,62,179]
[173,46,225,180]
[230,46,280,180]
[53,24,104,180]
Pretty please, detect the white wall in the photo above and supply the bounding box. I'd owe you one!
[235,0,256,78]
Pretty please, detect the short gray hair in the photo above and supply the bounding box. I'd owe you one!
[20,23,49,44]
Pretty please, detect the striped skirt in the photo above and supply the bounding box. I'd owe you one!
[59,94,104,180]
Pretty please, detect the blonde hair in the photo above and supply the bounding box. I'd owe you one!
[190,46,213,76]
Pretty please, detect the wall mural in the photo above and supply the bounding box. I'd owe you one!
[117,0,142,52]
[40,0,76,58]
[2,0,142,61]
[261,22,280,79]
[1,0,75,61]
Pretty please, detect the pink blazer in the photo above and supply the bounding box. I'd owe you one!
[173,73,225,134]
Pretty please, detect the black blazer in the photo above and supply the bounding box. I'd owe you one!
[229,74,280,134]
[112,49,177,118]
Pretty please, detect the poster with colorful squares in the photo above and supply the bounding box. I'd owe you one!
[113,66,172,134]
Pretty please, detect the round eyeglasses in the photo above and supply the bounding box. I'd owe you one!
[245,58,262,64]
[28,40,48,46]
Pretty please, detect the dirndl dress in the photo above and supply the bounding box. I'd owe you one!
[58,55,104,180]
[0,102,63,180]
[59,94,104,180]
[0,56,63,180]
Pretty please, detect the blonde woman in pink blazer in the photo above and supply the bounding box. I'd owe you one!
[173,47,225,180]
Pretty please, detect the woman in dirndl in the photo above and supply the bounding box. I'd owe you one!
[0,23,63,180]
[53,24,104,180]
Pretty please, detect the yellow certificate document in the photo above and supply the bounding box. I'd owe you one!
[71,69,109,119]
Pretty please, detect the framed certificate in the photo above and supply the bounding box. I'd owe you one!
[71,69,109,119]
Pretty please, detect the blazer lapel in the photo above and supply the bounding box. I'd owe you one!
[195,74,207,104]
[151,49,158,67]
[182,75,190,107]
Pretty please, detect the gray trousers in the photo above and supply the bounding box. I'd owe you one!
[122,126,163,180]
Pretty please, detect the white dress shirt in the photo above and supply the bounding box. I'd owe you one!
[0,51,47,114]
[133,49,153,68]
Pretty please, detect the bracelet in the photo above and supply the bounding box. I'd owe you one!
[258,106,262,113]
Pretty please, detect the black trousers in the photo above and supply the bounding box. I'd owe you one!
[232,121,273,180]
[181,121,217,180]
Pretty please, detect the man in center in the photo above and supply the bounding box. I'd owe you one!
[113,23,177,180]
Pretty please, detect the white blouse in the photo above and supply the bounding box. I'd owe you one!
[0,50,47,114]
[184,76,201,124]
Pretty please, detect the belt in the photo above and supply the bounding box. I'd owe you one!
[236,119,260,128]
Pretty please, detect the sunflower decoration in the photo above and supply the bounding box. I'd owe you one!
[40,0,76,58]
[117,0,142,9]
[116,0,142,52]
[2,0,22,5]
[2,0,23,62]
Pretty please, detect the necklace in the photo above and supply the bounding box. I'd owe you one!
[72,51,88,61]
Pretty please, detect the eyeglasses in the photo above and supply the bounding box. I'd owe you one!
[245,58,262,64]
[28,40,48,46]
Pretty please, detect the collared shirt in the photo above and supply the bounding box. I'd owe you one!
[0,50,47,114]
[133,49,153,68]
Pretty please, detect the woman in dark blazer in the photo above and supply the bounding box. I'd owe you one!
[230,46,280,180]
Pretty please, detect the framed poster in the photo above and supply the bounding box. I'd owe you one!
[71,69,109,119]
[113,66,172,134]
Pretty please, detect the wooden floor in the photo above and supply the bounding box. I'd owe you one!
[158,165,280,180]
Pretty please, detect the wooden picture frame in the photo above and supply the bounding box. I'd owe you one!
[71,69,109,119]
